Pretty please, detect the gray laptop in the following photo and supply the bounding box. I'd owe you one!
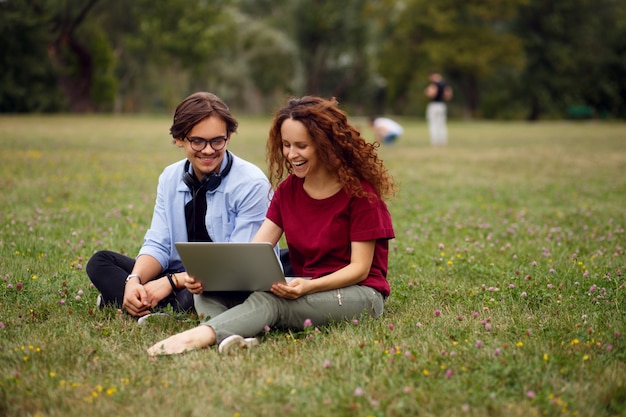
[175,242,287,291]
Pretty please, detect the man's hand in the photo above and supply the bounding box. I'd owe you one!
[144,278,174,308]
[122,280,151,316]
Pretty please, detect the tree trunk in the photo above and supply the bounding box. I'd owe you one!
[44,0,100,112]
[527,96,540,121]
[48,35,94,113]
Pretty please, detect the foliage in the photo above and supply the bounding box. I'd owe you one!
[0,116,625,416]
[0,1,65,112]
[286,0,377,108]
[219,3,298,113]
[514,0,626,119]
[372,0,526,116]
[0,0,114,112]
[84,25,118,111]
[1,0,625,118]
[100,0,238,112]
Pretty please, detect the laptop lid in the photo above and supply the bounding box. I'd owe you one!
[175,242,287,291]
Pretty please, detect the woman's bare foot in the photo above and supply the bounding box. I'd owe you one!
[147,325,216,356]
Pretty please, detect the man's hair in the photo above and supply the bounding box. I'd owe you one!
[170,92,238,140]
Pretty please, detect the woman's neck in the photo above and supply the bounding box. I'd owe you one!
[302,171,342,199]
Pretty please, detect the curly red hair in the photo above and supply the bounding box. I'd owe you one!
[267,96,396,200]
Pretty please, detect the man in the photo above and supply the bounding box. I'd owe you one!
[86,92,272,319]
[424,72,453,146]
[369,116,404,145]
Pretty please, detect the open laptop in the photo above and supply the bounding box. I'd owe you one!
[175,242,289,291]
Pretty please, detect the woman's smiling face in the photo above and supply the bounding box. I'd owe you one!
[280,118,321,179]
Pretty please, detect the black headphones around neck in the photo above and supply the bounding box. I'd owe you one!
[182,151,233,192]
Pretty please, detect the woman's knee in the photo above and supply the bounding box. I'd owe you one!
[370,290,384,318]
[343,286,384,318]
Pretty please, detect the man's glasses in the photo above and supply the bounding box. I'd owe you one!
[185,135,228,151]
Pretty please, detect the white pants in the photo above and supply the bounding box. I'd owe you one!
[426,102,448,146]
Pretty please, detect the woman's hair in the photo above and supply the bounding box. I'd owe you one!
[169,92,238,141]
[267,96,396,200]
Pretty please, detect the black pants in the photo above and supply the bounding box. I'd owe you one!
[85,250,194,313]
[280,248,294,277]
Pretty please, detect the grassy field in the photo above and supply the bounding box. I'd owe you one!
[0,115,625,417]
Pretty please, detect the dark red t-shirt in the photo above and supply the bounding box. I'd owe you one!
[266,175,395,297]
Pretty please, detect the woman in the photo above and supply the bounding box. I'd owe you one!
[147,96,395,355]
[86,92,272,318]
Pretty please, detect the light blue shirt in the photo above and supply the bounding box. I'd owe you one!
[137,152,272,272]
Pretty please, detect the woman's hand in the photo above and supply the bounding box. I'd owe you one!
[270,278,312,299]
[270,240,375,301]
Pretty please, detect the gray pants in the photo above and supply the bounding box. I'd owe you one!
[194,286,385,344]
[426,102,448,145]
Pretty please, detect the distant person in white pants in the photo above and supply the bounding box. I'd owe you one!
[425,72,452,146]
[369,116,404,145]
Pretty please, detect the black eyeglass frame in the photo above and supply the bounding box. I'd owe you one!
[184,135,228,151]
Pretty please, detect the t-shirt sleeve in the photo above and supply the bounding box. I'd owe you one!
[350,193,395,242]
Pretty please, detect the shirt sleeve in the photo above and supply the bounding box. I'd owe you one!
[228,177,273,242]
[138,171,176,267]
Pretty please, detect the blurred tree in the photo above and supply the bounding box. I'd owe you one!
[0,0,235,113]
[287,0,377,109]
[371,0,427,114]
[45,0,102,112]
[2,0,624,118]
[0,0,64,112]
[606,2,626,119]
[100,0,236,112]
[1,0,119,112]
[233,0,378,114]
[292,0,368,97]
[204,0,297,113]
[516,0,626,119]
[373,0,525,117]
[232,12,297,112]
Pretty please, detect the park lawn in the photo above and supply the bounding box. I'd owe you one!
[0,115,625,417]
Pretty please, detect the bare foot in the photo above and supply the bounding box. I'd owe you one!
[147,325,215,356]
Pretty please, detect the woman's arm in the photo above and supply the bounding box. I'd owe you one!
[252,218,283,246]
[270,240,375,299]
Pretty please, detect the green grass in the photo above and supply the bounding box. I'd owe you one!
[1,115,625,417]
